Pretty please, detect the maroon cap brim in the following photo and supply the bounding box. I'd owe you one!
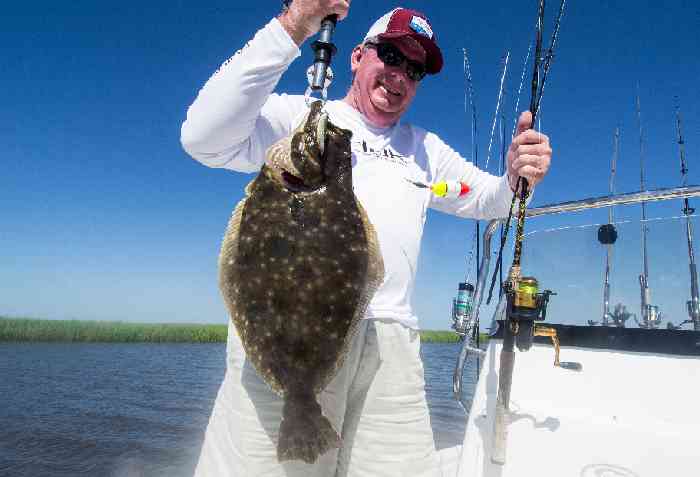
[378,31,444,74]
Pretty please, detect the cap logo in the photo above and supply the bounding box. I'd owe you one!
[409,16,433,39]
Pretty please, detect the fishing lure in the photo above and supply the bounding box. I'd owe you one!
[406,179,470,198]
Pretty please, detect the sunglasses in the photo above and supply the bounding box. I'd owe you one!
[364,42,427,82]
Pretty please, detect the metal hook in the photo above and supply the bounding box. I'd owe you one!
[305,65,333,107]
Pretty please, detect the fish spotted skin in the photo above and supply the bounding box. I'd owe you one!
[218,101,384,464]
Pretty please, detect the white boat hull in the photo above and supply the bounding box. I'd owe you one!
[458,339,700,477]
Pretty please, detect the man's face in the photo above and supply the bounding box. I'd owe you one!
[348,37,426,128]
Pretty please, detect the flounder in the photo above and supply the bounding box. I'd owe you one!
[218,101,384,463]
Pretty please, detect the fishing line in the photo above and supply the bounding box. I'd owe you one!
[484,52,511,172]
[511,43,532,139]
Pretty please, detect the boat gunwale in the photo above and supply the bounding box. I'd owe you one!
[453,185,700,403]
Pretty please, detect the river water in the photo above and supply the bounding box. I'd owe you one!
[0,341,479,477]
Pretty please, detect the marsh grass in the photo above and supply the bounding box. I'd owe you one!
[0,317,488,344]
[419,329,491,344]
[0,317,226,343]
[419,329,462,343]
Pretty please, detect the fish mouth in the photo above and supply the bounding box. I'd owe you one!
[282,170,318,193]
[281,112,328,193]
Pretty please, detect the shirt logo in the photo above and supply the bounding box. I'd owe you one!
[356,139,408,167]
[409,16,433,39]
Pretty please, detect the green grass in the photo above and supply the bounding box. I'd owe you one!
[0,316,488,344]
[419,329,490,344]
[0,317,227,343]
[419,329,462,343]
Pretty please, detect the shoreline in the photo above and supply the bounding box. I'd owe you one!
[0,317,487,344]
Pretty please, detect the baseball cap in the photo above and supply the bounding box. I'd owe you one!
[363,8,443,75]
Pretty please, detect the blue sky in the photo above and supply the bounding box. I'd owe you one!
[3,1,699,329]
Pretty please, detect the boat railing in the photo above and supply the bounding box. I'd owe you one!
[453,184,700,407]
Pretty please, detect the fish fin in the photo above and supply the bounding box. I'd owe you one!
[218,197,248,345]
[318,200,386,393]
[243,177,257,196]
[265,134,296,173]
[218,197,246,296]
[218,194,247,289]
[218,194,287,397]
[277,396,340,464]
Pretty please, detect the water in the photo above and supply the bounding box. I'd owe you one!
[0,341,479,477]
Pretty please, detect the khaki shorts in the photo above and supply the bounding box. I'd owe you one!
[193,318,441,477]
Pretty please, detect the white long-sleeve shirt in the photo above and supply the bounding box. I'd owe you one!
[181,17,523,329]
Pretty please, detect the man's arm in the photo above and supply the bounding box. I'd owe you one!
[427,135,520,221]
[180,18,303,172]
[426,117,551,220]
[180,1,350,173]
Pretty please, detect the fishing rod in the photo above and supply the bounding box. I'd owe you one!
[594,128,620,327]
[463,49,480,284]
[678,104,700,331]
[478,48,512,305]
[464,50,509,286]
[490,0,573,466]
[486,0,566,305]
[449,50,481,351]
[471,51,509,371]
[485,45,532,305]
[479,50,510,279]
[452,51,510,343]
[635,88,661,329]
[510,0,567,269]
[499,96,507,298]
[669,102,700,331]
[490,2,547,464]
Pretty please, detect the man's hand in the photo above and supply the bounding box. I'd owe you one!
[506,111,552,192]
[279,0,350,46]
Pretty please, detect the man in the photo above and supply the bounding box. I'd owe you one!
[181,2,552,476]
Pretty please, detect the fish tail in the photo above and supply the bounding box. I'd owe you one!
[277,394,341,464]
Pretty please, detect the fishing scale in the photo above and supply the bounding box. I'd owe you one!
[281,1,337,104]
[306,14,337,104]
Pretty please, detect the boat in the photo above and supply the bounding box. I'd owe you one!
[438,185,700,476]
